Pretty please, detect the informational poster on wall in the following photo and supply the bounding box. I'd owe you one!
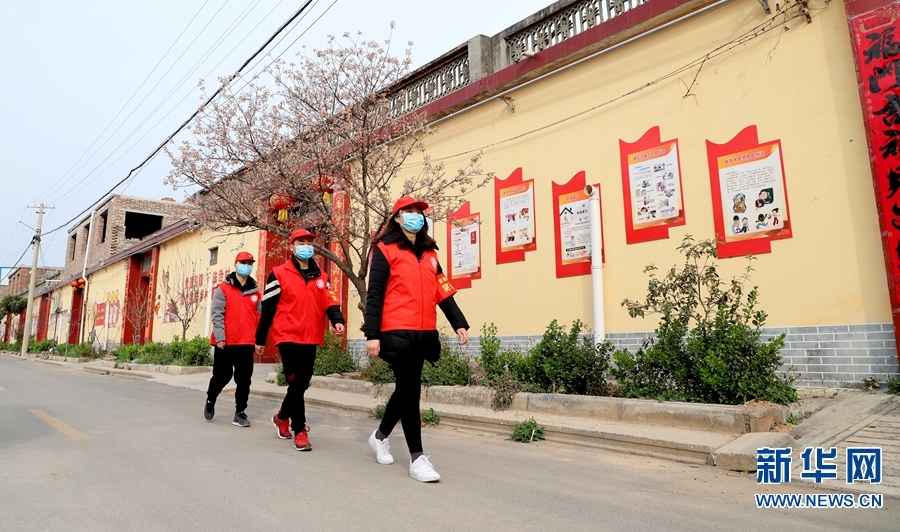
[706,126,792,258]
[447,202,481,289]
[559,190,591,265]
[495,168,538,264]
[552,171,603,278]
[94,302,106,327]
[619,127,686,244]
[499,181,535,251]
[717,143,789,242]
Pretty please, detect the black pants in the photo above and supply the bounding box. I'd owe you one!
[277,343,317,433]
[379,352,426,455]
[206,345,255,412]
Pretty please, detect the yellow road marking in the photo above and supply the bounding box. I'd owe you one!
[30,409,90,440]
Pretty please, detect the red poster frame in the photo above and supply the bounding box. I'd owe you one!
[620,126,686,244]
[552,171,605,278]
[446,201,481,289]
[494,168,537,264]
[706,125,793,259]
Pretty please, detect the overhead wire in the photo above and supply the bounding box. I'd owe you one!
[41,0,318,238]
[43,1,258,206]
[37,0,221,205]
[48,0,298,205]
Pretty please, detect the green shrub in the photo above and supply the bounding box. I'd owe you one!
[172,336,212,366]
[112,343,141,363]
[371,401,387,420]
[509,417,545,443]
[360,356,394,384]
[887,377,900,395]
[420,408,440,426]
[274,362,287,386]
[524,319,611,396]
[28,339,56,354]
[615,235,798,406]
[314,332,357,375]
[421,332,471,386]
[56,343,95,359]
[134,342,174,365]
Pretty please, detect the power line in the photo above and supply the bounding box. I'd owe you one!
[35,1,218,206]
[41,0,317,238]
[46,0,289,205]
[43,1,252,206]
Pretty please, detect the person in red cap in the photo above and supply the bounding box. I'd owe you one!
[255,227,345,451]
[364,196,469,482]
[204,251,261,427]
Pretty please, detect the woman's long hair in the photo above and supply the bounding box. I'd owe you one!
[373,214,437,250]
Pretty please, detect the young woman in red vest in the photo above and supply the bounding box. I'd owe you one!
[255,228,345,451]
[364,197,469,482]
[205,251,261,427]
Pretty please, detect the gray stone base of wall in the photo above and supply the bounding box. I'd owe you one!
[349,323,900,387]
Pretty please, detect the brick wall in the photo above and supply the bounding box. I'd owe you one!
[7,267,61,295]
[63,195,197,280]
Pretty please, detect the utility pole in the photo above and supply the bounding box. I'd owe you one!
[20,204,53,356]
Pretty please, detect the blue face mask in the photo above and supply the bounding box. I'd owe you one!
[295,245,314,261]
[235,263,253,277]
[401,212,425,233]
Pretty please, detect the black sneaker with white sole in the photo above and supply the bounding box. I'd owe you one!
[233,411,251,427]
[204,401,215,421]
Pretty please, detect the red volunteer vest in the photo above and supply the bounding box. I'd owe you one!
[377,241,457,332]
[270,260,339,346]
[210,281,260,346]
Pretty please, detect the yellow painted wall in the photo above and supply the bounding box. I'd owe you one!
[345,2,886,338]
[84,262,128,349]
[152,228,262,342]
[47,284,73,345]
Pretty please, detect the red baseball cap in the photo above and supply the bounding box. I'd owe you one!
[392,196,429,216]
[234,251,255,263]
[289,228,317,243]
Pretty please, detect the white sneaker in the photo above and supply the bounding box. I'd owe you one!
[368,431,394,465]
[409,455,441,482]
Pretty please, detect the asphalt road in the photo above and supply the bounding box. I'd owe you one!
[0,356,895,531]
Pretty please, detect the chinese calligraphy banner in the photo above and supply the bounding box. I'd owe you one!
[94,303,106,327]
[620,127,686,244]
[706,126,792,259]
[494,168,537,264]
[552,171,604,278]
[847,3,900,363]
[446,201,481,289]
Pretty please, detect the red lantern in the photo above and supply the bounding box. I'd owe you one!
[269,193,294,222]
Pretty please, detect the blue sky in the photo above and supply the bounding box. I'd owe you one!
[0,0,552,281]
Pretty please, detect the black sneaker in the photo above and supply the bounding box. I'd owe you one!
[204,401,215,421]
[233,411,250,427]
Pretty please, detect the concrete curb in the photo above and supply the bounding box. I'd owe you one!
[308,376,783,434]
[240,386,734,465]
[96,360,211,375]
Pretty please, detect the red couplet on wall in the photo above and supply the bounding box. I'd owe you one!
[494,168,537,264]
[706,125,793,259]
[845,2,900,363]
[446,201,482,289]
[552,171,604,278]
[620,126,686,244]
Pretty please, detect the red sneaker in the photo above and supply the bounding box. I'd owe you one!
[294,426,312,451]
[272,412,291,439]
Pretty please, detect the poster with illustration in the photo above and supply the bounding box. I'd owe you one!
[558,189,592,265]
[717,142,789,243]
[619,128,686,244]
[706,126,792,259]
[627,142,682,228]
[450,214,480,277]
[499,180,535,252]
